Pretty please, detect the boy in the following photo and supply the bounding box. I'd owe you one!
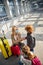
[25,25,35,52]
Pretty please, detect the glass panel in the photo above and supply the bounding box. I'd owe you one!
[0,0,7,17]
[8,0,16,17]
[0,0,3,4]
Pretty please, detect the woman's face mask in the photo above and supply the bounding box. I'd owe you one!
[16,29,19,33]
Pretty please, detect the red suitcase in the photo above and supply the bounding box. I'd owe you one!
[11,45,20,56]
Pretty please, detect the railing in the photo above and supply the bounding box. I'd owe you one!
[0,13,29,35]
[0,16,12,23]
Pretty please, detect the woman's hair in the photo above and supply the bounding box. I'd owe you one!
[25,25,34,34]
[12,26,17,32]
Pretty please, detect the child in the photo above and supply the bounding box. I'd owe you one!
[25,25,35,52]
[26,52,42,65]
[22,46,42,65]
[19,45,31,65]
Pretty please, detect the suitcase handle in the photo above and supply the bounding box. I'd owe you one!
[2,30,6,39]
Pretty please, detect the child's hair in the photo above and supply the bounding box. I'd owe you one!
[22,46,36,60]
[25,25,34,34]
[22,45,30,54]
[27,52,36,60]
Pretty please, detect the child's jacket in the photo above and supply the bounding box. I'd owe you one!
[26,33,35,49]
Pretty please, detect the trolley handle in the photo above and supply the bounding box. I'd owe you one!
[2,30,6,39]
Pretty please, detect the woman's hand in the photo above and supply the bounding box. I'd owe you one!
[20,37,26,41]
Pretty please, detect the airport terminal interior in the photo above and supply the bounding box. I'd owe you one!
[0,0,43,65]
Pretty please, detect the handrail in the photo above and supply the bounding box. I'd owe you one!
[0,16,11,23]
[0,13,28,31]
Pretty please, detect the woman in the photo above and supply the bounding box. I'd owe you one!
[11,26,21,56]
[11,26,25,56]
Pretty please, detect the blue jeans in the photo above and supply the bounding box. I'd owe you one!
[30,49,34,52]
[18,61,23,65]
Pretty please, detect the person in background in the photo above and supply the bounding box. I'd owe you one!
[25,25,35,52]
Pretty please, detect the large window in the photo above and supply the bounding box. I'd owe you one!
[0,0,7,17]
[8,0,16,17]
